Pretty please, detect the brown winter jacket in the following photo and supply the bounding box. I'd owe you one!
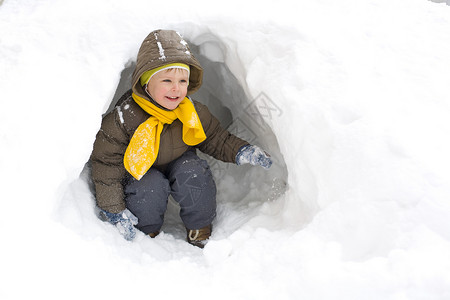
[90,29,248,213]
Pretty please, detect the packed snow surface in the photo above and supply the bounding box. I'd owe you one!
[1,0,450,299]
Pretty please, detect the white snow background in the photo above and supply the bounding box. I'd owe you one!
[1,0,450,299]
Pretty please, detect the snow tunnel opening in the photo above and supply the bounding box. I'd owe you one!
[92,30,288,239]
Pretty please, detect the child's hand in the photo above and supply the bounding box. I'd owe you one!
[99,209,139,241]
[236,145,272,169]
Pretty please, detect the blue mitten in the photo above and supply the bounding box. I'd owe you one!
[99,209,139,241]
[236,145,272,169]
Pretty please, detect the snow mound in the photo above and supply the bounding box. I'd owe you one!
[2,0,450,299]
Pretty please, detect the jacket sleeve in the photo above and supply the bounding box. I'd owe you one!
[90,108,129,213]
[194,101,249,163]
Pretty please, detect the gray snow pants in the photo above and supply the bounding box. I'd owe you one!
[124,150,216,234]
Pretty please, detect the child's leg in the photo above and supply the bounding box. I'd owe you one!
[124,169,170,234]
[167,150,217,230]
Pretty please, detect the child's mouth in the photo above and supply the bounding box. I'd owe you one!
[166,96,179,101]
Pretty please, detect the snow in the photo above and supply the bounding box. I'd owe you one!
[1,0,450,299]
[116,106,124,123]
[157,41,166,61]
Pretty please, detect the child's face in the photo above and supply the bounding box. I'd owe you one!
[146,68,189,110]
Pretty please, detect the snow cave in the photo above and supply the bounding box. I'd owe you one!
[89,30,289,240]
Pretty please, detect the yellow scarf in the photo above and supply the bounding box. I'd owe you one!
[124,93,206,180]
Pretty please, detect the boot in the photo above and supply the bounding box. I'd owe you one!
[186,224,212,249]
[148,231,159,238]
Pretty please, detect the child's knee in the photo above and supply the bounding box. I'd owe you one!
[170,152,213,179]
[169,155,216,211]
[124,169,170,210]
[125,169,169,193]
[172,158,214,191]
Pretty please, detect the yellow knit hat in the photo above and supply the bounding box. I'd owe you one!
[140,63,190,86]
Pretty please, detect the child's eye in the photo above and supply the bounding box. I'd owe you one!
[163,79,172,83]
